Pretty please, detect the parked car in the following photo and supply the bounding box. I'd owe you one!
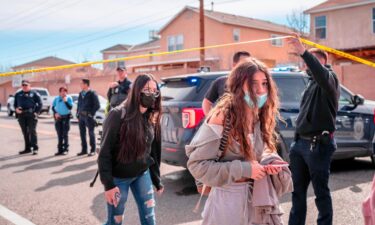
[7,87,53,116]
[160,71,375,168]
[52,93,107,125]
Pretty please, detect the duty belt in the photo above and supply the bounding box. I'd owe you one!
[21,108,34,113]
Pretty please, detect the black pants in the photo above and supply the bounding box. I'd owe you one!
[288,137,336,225]
[78,115,96,153]
[55,116,70,152]
[18,113,38,150]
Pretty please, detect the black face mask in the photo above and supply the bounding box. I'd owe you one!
[140,93,156,108]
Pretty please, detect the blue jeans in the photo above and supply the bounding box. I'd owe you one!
[78,115,96,153]
[288,138,336,225]
[105,170,156,225]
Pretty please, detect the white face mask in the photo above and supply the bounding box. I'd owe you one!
[244,92,268,109]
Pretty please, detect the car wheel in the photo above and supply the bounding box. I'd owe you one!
[7,104,13,117]
[277,135,290,163]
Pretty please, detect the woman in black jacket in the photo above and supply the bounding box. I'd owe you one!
[98,74,163,225]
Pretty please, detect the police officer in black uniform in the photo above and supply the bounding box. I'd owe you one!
[287,34,340,225]
[106,66,132,111]
[77,79,100,156]
[14,80,43,155]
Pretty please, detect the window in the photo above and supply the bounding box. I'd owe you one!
[160,77,209,102]
[373,8,375,33]
[168,36,175,51]
[273,77,306,103]
[315,15,326,39]
[176,35,184,50]
[168,34,184,51]
[271,34,283,46]
[233,28,240,42]
[107,55,116,69]
[117,60,125,68]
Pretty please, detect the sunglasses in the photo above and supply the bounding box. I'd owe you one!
[22,84,29,87]
[141,90,160,98]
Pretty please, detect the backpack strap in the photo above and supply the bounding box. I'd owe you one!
[90,106,126,188]
[120,107,127,120]
[215,113,231,161]
[193,113,231,212]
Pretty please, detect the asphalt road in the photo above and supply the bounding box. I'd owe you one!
[0,111,374,225]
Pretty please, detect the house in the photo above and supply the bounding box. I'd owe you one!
[101,6,298,80]
[305,0,375,100]
[0,56,103,106]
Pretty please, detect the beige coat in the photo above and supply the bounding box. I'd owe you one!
[186,121,293,225]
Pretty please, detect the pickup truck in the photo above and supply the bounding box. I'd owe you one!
[7,87,53,116]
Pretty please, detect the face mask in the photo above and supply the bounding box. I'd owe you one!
[244,92,268,109]
[140,93,156,108]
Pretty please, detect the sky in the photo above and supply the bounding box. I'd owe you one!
[0,0,327,71]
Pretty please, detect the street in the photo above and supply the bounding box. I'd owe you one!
[0,111,374,225]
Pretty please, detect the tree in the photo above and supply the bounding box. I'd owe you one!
[287,8,308,35]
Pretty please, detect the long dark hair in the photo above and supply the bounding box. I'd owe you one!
[210,58,280,160]
[117,74,161,163]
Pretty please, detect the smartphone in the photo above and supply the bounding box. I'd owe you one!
[265,164,289,168]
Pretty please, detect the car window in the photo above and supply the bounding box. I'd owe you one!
[71,95,79,102]
[34,90,48,96]
[273,77,307,103]
[339,86,353,105]
[98,95,107,104]
[161,77,211,102]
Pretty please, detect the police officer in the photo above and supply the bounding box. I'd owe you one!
[14,80,43,155]
[287,34,340,225]
[52,86,73,156]
[106,66,132,111]
[77,79,100,157]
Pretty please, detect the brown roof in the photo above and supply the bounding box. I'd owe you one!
[159,6,294,34]
[12,56,75,70]
[101,44,132,52]
[305,0,375,13]
[128,39,160,52]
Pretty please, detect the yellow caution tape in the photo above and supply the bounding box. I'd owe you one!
[1,36,374,77]
[0,36,291,77]
[300,38,375,68]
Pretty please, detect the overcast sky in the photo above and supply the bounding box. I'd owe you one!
[0,0,326,69]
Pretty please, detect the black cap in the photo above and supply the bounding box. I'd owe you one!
[116,66,126,71]
[21,80,30,85]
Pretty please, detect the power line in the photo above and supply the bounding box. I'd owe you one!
[2,0,84,32]
[5,0,152,50]
[0,0,52,26]
[7,1,196,62]
[5,0,241,63]
[7,12,176,62]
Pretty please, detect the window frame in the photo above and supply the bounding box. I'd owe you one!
[176,34,184,50]
[233,28,240,42]
[167,36,176,52]
[315,15,327,39]
[270,34,283,47]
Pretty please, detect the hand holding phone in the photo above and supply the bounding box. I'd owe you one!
[264,161,289,175]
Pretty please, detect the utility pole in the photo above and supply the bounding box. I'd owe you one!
[199,0,205,67]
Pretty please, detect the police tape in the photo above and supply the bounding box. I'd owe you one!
[0,35,374,77]
[300,38,375,68]
[0,36,291,77]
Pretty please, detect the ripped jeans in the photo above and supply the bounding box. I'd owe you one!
[105,170,156,225]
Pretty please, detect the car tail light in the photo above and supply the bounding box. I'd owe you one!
[182,108,204,128]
